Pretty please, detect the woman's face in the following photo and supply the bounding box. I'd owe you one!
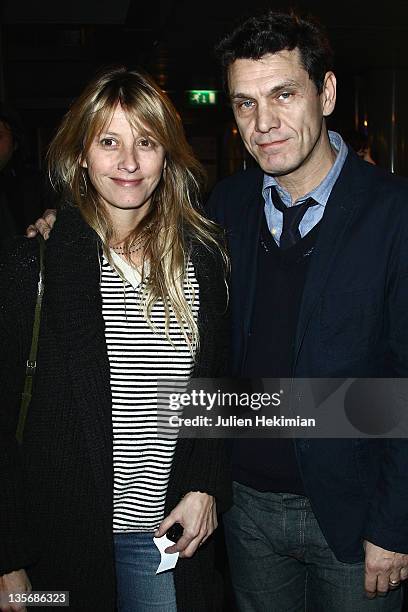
[82,103,166,215]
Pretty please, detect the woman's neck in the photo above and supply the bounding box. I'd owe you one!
[106,205,149,245]
[106,207,150,268]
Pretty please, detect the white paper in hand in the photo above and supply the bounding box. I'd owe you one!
[153,534,179,574]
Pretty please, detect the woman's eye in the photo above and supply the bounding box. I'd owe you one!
[138,138,153,147]
[100,137,117,147]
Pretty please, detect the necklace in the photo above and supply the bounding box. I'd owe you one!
[111,223,152,255]
[111,242,143,255]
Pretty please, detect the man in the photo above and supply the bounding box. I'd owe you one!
[25,10,408,611]
[205,9,408,612]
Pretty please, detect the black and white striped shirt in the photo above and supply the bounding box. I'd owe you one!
[100,251,199,532]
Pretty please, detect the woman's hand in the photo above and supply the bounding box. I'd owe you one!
[155,491,217,558]
[26,209,57,239]
[0,569,31,612]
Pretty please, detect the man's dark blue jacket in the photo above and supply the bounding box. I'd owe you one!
[206,148,408,563]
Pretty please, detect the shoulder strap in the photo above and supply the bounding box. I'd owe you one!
[16,235,46,446]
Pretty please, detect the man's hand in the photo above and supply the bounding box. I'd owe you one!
[26,209,57,239]
[364,540,408,598]
[0,569,31,612]
[155,491,217,558]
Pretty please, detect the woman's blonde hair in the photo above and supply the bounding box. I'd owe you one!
[47,66,227,353]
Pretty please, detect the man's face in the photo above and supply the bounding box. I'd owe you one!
[228,49,336,178]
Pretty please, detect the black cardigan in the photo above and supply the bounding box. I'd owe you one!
[0,206,232,611]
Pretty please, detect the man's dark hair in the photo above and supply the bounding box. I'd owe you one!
[215,10,334,93]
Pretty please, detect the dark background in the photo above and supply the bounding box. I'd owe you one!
[1,2,408,608]
[2,0,408,191]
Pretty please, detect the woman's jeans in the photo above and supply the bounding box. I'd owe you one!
[223,482,403,612]
[114,532,177,612]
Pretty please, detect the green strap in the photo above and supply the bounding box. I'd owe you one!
[16,235,45,446]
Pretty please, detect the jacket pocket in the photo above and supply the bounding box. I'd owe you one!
[319,288,381,360]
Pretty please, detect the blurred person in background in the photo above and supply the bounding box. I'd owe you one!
[0,104,55,245]
[344,128,377,165]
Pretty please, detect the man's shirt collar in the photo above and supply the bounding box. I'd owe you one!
[262,130,348,208]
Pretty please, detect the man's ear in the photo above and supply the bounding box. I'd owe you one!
[321,71,336,118]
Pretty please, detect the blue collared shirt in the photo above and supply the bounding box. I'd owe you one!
[262,131,348,245]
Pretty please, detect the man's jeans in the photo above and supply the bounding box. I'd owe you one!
[114,532,177,612]
[223,482,403,612]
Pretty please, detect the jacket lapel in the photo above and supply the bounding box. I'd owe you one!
[231,181,265,374]
[293,153,366,369]
[241,190,265,334]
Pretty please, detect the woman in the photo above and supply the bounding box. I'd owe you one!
[0,67,231,611]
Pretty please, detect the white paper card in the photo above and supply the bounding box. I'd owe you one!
[153,535,179,574]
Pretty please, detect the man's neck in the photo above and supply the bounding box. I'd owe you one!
[275,131,337,203]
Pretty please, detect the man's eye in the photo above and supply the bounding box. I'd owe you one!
[239,100,255,110]
[278,92,293,101]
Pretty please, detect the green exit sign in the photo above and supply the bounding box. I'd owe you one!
[187,90,218,105]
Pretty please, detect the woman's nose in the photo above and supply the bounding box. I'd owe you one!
[118,146,139,172]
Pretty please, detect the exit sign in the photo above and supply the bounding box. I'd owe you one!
[187,90,218,105]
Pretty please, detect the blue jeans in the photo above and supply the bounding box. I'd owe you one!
[114,532,177,612]
[223,482,403,612]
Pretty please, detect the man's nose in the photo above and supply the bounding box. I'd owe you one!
[255,101,280,133]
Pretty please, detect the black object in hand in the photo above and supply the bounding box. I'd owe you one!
[166,522,183,542]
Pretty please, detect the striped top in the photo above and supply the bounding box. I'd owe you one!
[100,250,199,532]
